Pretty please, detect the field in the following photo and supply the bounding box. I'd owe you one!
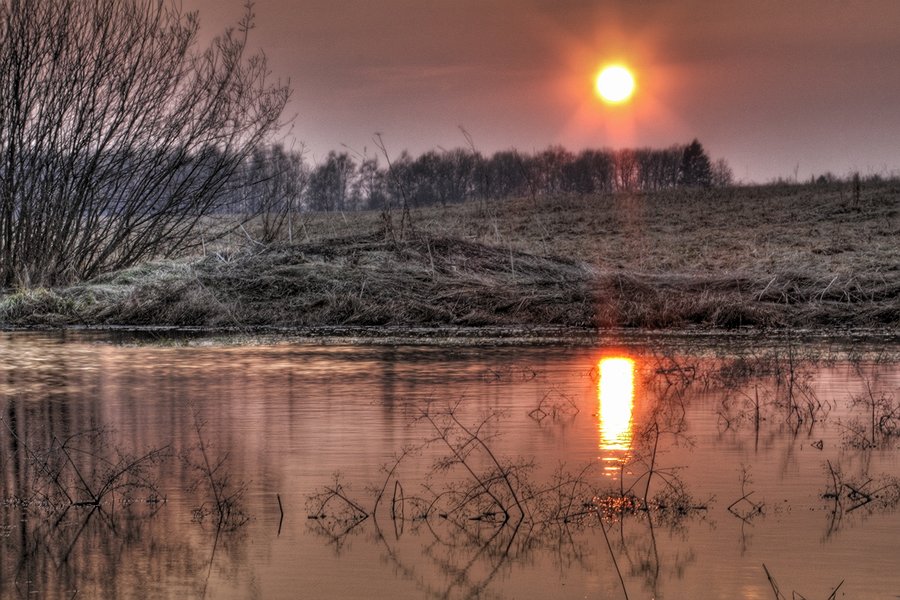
[1,181,898,331]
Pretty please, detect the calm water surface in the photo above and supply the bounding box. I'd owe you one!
[1,332,899,599]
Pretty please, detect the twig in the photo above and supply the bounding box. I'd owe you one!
[597,512,629,600]
[827,580,844,600]
[643,423,660,504]
[757,275,778,301]
[762,564,785,600]
[325,485,368,518]
[391,480,404,522]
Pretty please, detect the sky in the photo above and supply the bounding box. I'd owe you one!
[189,0,900,183]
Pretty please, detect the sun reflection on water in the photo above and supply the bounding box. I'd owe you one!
[598,357,635,473]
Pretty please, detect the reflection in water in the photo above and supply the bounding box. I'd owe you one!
[2,334,900,599]
[598,357,635,472]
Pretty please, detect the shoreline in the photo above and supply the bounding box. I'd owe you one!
[4,323,900,350]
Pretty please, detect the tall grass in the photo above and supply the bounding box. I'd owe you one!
[1,181,897,330]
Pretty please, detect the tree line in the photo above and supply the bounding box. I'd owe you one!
[236,139,733,218]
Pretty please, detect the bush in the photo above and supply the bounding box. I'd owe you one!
[0,0,289,287]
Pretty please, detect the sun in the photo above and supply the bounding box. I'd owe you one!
[595,65,635,104]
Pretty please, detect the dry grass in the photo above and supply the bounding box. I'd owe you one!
[0,235,596,328]
[1,181,898,331]
[301,181,898,279]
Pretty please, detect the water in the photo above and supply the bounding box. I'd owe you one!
[1,332,899,599]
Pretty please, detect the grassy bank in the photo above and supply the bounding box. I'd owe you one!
[1,181,898,331]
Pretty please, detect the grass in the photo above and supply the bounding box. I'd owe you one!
[0,180,898,331]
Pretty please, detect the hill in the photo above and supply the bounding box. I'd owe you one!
[1,181,897,332]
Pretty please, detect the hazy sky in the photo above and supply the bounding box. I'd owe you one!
[190,0,900,182]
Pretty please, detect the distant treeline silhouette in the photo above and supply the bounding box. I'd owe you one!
[236,138,734,217]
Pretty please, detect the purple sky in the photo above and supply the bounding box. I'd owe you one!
[190,0,900,182]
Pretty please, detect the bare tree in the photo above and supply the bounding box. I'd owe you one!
[711,158,734,188]
[566,149,614,194]
[351,156,385,210]
[236,144,308,244]
[307,151,356,212]
[0,0,290,287]
[615,149,640,191]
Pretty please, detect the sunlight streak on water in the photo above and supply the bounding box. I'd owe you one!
[598,357,635,472]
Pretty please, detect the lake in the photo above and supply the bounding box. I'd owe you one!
[1,331,898,599]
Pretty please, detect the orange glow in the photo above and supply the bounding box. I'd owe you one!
[543,13,689,148]
[596,65,635,104]
[598,357,635,473]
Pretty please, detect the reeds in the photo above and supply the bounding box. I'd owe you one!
[305,395,707,599]
[763,563,844,600]
[182,410,249,531]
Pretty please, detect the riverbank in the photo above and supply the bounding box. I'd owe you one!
[1,182,897,332]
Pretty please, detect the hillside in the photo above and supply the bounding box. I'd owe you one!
[1,181,898,331]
